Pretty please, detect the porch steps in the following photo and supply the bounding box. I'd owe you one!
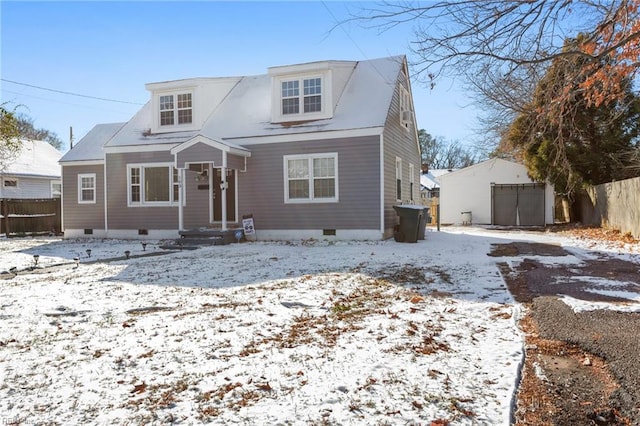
[160,228,244,250]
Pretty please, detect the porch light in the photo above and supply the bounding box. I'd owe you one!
[141,242,147,251]
[125,250,131,259]
[33,254,40,266]
[86,249,92,258]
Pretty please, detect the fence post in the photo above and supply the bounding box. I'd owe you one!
[55,198,62,235]
[1,198,9,237]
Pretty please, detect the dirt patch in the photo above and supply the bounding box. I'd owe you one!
[515,312,624,425]
[490,240,640,425]
[488,241,568,257]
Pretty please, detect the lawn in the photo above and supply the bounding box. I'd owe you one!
[0,228,637,425]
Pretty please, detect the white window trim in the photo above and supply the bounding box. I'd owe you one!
[78,173,96,204]
[283,153,339,204]
[51,180,62,198]
[3,178,18,188]
[396,157,402,202]
[399,85,413,130]
[127,163,182,207]
[272,71,333,123]
[152,89,196,132]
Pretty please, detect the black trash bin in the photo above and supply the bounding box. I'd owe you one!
[393,205,424,243]
[417,207,429,240]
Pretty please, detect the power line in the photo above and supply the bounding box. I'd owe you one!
[1,78,145,105]
[1,89,140,115]
[319,1,395,85]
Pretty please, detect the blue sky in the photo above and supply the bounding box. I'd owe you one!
[1,1,477,153]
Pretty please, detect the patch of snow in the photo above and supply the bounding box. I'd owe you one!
[0,227,637,424]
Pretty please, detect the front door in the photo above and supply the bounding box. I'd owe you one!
[212,168,236,223]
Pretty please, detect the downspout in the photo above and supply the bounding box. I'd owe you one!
[60,166,64,235]
[178,168,185,232]
[221,151,227,231]
[379,133,385,238]
[103,155,108,237]
[208,163,214,224]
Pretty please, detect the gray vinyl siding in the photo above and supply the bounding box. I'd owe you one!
[238,135,380,230]
[175,143,222,168]
[382,72,422,238]
[61,164,105,229]
[106,151,178,230]
[227,154,246,170]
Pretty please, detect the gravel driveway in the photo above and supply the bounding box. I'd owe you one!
[491,240,640,425]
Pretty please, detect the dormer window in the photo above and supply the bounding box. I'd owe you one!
[159,92,193,127]
[270,63,333,123]
[281,77,322,116]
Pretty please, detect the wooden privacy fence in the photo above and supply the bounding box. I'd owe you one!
[577,176,640,239]
[0,198,61,237]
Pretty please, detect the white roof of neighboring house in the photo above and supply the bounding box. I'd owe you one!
[59,123,125,163]
[64,56,405,160]
[4,139,62,179]
[437,158,524,180]
[420,169,456,190]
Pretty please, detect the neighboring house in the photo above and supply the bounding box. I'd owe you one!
[0,139,62,199]
[438,158,554,226]
[59,55,421,240]
[419,169,454,204]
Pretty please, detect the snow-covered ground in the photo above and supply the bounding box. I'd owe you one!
[0,227,638,425]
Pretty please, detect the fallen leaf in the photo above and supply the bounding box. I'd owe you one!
[131,383,146,394]
[256,382,272,391]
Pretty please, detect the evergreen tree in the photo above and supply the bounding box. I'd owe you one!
[504,36,640,197]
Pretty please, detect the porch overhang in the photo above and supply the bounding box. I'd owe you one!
[170,134,251,169]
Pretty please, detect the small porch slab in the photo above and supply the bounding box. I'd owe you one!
[160,228,245,250]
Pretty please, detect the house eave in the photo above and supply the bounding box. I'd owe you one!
[60,160,104,166]
[170,135,251,158]
[228,126,385,145]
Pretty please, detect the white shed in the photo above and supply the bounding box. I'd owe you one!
[438,158,554,226]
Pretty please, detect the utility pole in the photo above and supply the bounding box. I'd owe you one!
[69,126,74,150]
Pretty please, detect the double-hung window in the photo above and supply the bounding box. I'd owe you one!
[284,153,338,203]
[128,164,180,206]
[78,173,96,204]
[159,92,192,127]
[280,77,322,116]
[51,181,62,198]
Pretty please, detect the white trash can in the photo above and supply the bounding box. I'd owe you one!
[461,211,472,226]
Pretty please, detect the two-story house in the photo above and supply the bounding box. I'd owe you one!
[59,55,421,240]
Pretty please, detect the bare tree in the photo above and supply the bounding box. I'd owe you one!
[356,1,640,158]
[15,113,63,150]
[0,104,22,173]
[358,1,639,86]
[418,129,478,170]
